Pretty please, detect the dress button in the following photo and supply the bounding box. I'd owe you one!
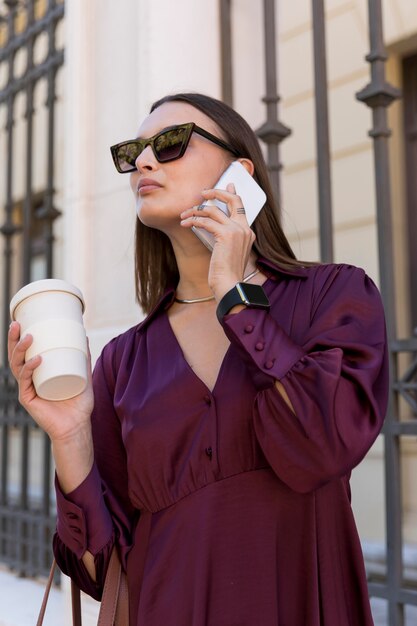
[255,341,264,351]
[244,324,254,334]
[264,359,275,369]
[204,395,212,405]
[205,447,213,458]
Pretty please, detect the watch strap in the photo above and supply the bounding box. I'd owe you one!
[216,283,269,323]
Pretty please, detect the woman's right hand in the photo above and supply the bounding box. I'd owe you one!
[8,321,94,443]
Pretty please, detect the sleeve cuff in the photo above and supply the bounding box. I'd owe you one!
[55,463,113,558]
[221,307,306,389]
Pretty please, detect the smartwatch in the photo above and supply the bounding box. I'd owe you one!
[216,283,270,323]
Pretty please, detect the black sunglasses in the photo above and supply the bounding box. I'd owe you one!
[110,122,239,173]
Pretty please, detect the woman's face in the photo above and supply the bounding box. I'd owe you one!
[129,101,233,232]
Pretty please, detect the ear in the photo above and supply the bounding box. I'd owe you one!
[236,158,255,176]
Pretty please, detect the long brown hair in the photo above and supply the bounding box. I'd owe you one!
[135,92,304,313]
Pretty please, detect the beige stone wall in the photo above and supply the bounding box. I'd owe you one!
[60,0,225,362]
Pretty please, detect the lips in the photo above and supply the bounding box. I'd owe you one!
[137,178,163,194]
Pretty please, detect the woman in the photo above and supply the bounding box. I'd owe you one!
[8,93,388,625]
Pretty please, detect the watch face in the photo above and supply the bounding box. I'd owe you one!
[239,283,270,307]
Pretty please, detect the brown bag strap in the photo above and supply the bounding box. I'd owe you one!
[71,579,83,626]
[36,559,58,626]
[37,548,128,626]
[98,547,129,625]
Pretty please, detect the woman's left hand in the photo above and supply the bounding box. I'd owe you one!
[180,183,256,301]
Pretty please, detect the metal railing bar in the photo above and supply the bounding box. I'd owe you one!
[391,338,417,351]
[311,0,334,262]
[255,0,291,205]
[22,15,35,285]
[368,582,417,604]
[356,0,404,622]
[219,0,233,106]
[0,505,56,524]
[355,6,400,337]
[381,421,417,436]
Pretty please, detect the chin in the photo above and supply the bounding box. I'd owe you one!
[137,196,195,227]
[136,205,179,230]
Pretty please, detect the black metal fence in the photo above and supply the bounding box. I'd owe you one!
[0,0,64,578]
[219,1,417,625]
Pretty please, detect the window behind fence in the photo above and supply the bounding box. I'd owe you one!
[0,0,64,578]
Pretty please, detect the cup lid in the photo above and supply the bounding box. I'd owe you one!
[10,279,85,320]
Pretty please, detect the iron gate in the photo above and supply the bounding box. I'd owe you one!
[0,0,64,578]
[220,1,417,624]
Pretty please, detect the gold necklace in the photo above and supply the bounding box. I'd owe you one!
[175,269,260,304]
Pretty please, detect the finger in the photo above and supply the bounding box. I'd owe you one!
[180,214,232,235]
[9,333,34,376]
[201,184,247,222]
[180,205,230,224]
[200,187,242,207]
[18,354,42,405]
[224,183,248,221]
[7,321,21,363]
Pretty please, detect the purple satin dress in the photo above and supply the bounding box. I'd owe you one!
[53,258,388,625]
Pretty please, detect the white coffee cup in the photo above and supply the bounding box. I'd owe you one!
[10,279,88,401]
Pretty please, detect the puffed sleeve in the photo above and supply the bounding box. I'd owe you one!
[53,337,139,600]
[220,264,389,493]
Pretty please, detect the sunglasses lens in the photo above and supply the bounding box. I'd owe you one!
[115,142,142,172]
[154,127,189,162]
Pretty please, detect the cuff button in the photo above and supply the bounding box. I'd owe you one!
[244,324,254,334]
[264,359,275,369]
[255,341,264,351]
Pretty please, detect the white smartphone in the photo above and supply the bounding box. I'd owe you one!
[191,161,266,251]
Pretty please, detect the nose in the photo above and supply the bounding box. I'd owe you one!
[135,143,157,172]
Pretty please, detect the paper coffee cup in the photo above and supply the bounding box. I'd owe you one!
[10,279,88,401]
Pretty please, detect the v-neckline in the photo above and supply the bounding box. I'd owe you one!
[164,312,232,395]
[163,276,274,395]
